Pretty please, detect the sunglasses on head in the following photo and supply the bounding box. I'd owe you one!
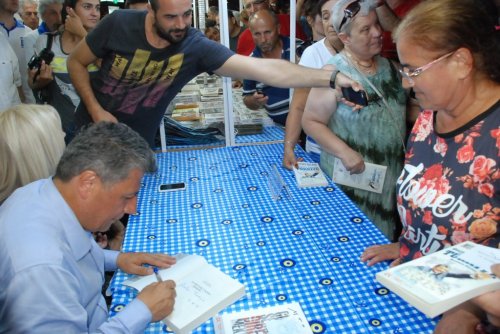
[338,0,361,32]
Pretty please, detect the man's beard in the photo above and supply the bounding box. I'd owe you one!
[154,21,188,44]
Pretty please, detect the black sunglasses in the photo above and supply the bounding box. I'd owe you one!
[337,0,361,32]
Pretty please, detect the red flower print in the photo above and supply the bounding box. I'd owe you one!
[483,203,492,212]
[490,128,500,156]
[433,138,447,156]
[469,217,497,241]
[438,225,448,235]
[422,210,433,225]
[423,164,443,180]
[451,231,470,244]
[412,251,423,260]
[470,155,496,183]
[400,243,410,257]
[478,182,494,198]
[457,144,475,163]
[414,113,433,142]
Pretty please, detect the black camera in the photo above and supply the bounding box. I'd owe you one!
[28,47,54,70]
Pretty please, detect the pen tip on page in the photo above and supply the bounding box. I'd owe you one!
[153,267,162,282]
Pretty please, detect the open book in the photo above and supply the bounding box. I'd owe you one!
[376,241,500,318]
[123,254,246,334]
[213,302,312,334]
[293,162,329,188]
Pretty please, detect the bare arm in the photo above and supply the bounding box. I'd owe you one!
[282,87,310,170]
[302,81,365,174]
[17,86,26,103]
[214,54,333,89]
[375,1,400,32]
[67,39,117,123]
[296,0,306,21]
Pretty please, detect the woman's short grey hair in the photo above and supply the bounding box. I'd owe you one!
[331,0,377,34]
[55,122,157,186]
[0,104,65,202]
[38,0,63,16]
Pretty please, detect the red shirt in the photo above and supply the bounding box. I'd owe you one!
[236,14,307,55]
[381,0,421,60]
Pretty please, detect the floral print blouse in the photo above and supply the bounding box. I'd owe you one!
[397,101,500,262]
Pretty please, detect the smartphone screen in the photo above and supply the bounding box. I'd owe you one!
[341,87,368,106]
[158,183,186,192]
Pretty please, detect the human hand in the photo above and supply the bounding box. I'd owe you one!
[339,149,365,174]
[116,253,177,276]
[64,7,87,38]
[93,232,108,249]
[282,145,303,170]
[29,61,53,88]
[334,72,366,111]
[232,80,242,88]
[92,109,119,123]
[137,280,176,322]
[252,91,268,107]
[361,242,401,267]
[469,264,500,328]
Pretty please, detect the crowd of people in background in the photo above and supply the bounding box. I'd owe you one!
[0,0,499,332]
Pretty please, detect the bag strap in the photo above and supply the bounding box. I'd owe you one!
[45,32,55,50]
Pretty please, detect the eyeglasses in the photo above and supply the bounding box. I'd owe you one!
[399,51,455,85]
[337,0,360,32]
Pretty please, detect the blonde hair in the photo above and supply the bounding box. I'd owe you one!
[0,104,65,202]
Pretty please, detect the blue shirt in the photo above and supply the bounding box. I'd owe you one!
[243,36,302,126]
[0,178,152,333]
[37,21,50,34]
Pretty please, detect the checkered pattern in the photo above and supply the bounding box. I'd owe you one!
[109,144,437,333]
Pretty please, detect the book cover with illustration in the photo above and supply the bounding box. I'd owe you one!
[213,302,312,334]
[376,241,500,318]
[293,162,329,188]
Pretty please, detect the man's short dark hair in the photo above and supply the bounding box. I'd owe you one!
[55,122,157,185]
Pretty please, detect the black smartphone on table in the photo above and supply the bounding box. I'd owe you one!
[158,182,186,192]
[341,87,368,106]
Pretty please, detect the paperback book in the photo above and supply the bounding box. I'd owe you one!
[376,241,500,318]
[123,254,246,334]
[293,162,329,188]
[213,302,312,334]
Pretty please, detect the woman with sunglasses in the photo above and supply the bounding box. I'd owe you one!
[362,0,500,332]
[303,0,418,240]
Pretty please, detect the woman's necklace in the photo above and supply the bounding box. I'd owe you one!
[344,50,376,75]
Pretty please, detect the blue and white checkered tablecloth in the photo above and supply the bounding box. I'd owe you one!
[109,144,437,333]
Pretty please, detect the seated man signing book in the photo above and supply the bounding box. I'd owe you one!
[0,122,177,333]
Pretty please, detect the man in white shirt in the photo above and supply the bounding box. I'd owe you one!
[0,0,36,103]
[0,33,23,111]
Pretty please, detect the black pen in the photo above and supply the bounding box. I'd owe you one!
[153,267,162,282]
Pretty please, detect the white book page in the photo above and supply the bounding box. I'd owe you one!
[166,264,244,329]
[331,157,386,193]
[123,254,207,291]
